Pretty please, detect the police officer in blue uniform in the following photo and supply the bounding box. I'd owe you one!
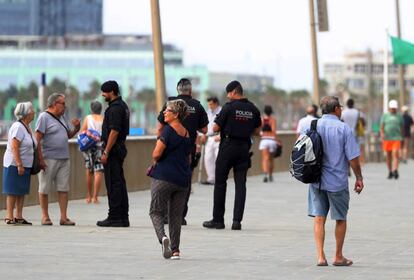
[97,80,130,227]
[203,80,261,230]
[157,78,208,225]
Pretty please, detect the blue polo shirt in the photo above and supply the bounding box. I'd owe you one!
[307,114,360,192]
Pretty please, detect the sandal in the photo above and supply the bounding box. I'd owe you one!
[41,218,53,226]
[60,218,75,226]
[14,218,32,226]
[4,218,16,225]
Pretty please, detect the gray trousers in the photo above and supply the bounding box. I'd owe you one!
[149,178,187,252]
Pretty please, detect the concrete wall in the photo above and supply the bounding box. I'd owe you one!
[0,133,298,209]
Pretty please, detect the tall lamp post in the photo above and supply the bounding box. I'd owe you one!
[150,0,166,112]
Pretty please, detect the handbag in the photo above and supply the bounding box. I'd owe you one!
[273,142,282,158]
[19,121,41,175]
[146,164,156,177]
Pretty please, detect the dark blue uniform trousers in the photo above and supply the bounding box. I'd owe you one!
[213,140,250,223]
[104,144,129,220]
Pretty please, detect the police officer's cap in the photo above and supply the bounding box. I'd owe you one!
[225,80,243,94]
[101,80,120,95]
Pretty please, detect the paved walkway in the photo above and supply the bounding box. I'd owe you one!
[1,162,414,280]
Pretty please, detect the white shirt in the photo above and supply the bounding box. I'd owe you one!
[3,122,36,168]
[341,108,359,131]
[207,106,222,136]
[296,114,316,134]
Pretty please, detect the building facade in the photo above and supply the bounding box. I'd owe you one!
[209,72,274,94]
[0,0,102,36]
[323,50,414,97]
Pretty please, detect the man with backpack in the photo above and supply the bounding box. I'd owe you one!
[303,96,364,267]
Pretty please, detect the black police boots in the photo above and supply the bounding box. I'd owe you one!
[231,221,242,230]
[97,217,130,227]
[202,219,225,229]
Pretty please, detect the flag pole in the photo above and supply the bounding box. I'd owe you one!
[383,29,389,113]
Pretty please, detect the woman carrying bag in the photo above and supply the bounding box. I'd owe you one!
[2,102,36,225]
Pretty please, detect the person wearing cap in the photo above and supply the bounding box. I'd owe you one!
[157,78,208,225]
[97,80,130,227]
[35,93,81,226]
[380,99,404,179]
[3,102,36,225]
[401,105,413,163]
[203,80,261,230]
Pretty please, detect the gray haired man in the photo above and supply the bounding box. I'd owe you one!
[306,96,364,266]
[35,93,80,226]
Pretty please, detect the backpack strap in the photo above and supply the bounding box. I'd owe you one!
[310,119,318,131]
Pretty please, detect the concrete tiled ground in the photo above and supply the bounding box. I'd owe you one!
[1,162,413,279]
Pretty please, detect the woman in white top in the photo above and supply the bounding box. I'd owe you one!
[80,101,104,204]
[2,102,35,225]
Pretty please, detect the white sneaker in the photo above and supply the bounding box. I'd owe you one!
[171,252,180,260]
[162,236,172,259]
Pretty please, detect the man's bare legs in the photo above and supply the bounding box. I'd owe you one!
[314,216,327,264]
[39,193,50,223]
[58,191,68,222]
[334,220,350,263]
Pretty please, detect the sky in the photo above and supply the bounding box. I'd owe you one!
[103,0,414,91]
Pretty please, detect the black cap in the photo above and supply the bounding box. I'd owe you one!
[225,80,243,94]
[101,80,119,95]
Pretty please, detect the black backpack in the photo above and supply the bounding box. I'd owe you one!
[289,119,323,184]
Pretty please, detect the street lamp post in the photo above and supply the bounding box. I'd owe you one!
[150,0,166,112]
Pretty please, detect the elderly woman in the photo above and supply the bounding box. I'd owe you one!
[3,102,36,225]
[79,100,104,204]
[149,99,192,260]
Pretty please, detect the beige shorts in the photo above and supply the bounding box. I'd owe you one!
[38,159,70,194]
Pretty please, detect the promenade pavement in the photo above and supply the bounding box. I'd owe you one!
[1,161,414,280]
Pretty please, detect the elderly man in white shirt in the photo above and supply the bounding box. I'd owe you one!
[296,105,316,136]
[200,97,222,185]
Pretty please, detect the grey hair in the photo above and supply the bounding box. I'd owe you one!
[176,79,192,95]
[47,92,65,108]
[90,100,102,114]
[14,102,33,120]
[166,99,188,122]
[320,96,341,114]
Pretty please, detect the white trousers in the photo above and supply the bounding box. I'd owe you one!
[204,137,220,183]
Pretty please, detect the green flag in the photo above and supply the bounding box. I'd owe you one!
[391,36,414,64]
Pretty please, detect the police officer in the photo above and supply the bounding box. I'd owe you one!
[157,78,208,225]
[203,80,261,230]
[97,80,130,227]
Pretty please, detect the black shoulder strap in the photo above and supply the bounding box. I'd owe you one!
[310,119,318,131]
[46,111,69,136]
[18,121,35,149]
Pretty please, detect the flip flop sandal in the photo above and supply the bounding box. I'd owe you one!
[4,218,16,225]
[60,219,75,226]
[332,258,353,266]
[41,218,53,226]
[14,218,32,225]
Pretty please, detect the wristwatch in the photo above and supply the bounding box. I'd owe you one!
[103,150,108,156]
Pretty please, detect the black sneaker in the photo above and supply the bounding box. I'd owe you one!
[387,171,394,179]
[269,175,273,182]
[97,218,129,227]
[263,177,268,183]
[231,221,242,230]
[394,170,399,179]
[202,219,225,229]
